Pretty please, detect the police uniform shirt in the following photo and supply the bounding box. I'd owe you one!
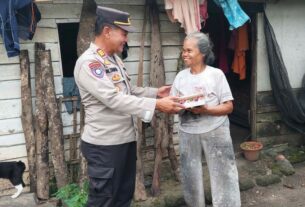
[74,43,158,145]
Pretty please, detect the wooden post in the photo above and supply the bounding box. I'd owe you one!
[41,49,68,188]
[148,0,179,196]
[79,104,87,185]
[77,0,96,56]
[20,50,36,192]
[35,43,49,200]
[134,0,149,201]
[76,0,96,184]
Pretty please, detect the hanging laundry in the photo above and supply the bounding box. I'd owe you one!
[165,0,201,34]
[213,0,250,30]
[218,15,229,73]
[63,77,81,114]
[199,0,209,27]
[0,0,41,57]
[17,2,41,40]
[230,23,249,80]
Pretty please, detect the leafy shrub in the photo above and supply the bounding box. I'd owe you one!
[54,181,89,207]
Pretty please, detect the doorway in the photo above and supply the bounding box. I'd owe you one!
[201,2,264,150]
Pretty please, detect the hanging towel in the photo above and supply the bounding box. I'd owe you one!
[231,23,249,80]
[165,0,201,34]
[63,77,81,114]
[213,0,250,30]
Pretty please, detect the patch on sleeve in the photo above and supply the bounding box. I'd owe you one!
[89,62,104,78]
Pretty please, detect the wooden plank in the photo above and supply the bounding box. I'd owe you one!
[125,59,178,75]
[0,76,62,100]
[0,97,79,120]
[37,4,82,19]
[256,112,281,123]
[129,19,181,33]
[95,0,163,5]
[0,28,58,44]
[257,133,305,148]
[0,145,27,161]
[128,32,184,47]
[0,118,23,136]
[250,13,258,140]
[129,71,177,86]
[93,4,169,21]
[0,99,21,120]
[52,0,82,3]
[50,0,166,5]
[256,121,296,138]
[27,27,59,43]
[0,43,60,64]
[125,46,181,62]
[0,133,25,146]
[0,62,61,81]
[257,89,303,108]
[37,19,57,28]
[0,110,81,136]
[257,105,279,114]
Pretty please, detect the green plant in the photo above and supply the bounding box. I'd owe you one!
[54,181,89,207]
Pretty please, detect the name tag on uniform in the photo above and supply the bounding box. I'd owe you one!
[105,68,118,74]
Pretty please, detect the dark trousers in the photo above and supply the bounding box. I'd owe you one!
[81,140,136,207]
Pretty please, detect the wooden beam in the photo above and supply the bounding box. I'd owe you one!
[34,43,49,201]
[19,50,36,193]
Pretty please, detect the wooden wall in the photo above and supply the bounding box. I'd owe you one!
[256,90,305,147]
[0,0,184,196]
[255,6,305,146]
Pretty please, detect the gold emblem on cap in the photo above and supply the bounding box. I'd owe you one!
[114,18,131,26]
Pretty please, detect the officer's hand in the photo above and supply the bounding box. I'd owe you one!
[156,96,185,114]
[157,85,172,98]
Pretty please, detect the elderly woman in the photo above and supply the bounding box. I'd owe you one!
[171,32,241,207]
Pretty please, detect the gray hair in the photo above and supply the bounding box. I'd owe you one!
[185,32,215,65]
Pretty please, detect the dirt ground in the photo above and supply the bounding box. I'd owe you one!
[240,162,305,207]
[0,162,304,207]
[132,159,305,207]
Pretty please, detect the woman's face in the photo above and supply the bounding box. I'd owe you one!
[182,38,204,67]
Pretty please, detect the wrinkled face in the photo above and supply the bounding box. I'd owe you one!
[102,26,128,54]
[182,38,204,67]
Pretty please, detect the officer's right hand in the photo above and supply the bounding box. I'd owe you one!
[156,96,185,114]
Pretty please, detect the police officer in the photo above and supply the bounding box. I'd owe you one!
[74,6,184,207]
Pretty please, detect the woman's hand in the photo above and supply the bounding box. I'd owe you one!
[188,105,209,114]
[188,101,233,116]
[157,85,172,98]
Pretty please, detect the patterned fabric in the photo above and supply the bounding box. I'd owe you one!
[213,0,250,30]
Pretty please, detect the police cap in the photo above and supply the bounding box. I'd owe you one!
[96,6,136,32]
